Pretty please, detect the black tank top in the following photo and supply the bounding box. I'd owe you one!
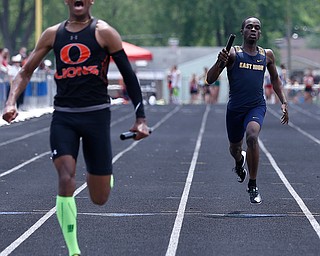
[53,18,110,108]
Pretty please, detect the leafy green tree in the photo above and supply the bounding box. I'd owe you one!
[0,0,319,54]
[0,1,35,54]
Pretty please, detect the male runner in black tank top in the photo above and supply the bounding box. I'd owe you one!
[2,1,149,255]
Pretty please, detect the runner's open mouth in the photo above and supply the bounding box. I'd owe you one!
[74,0,84,7]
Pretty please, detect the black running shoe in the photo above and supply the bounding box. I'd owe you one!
[233,151,247,183]
[247,186,262,204]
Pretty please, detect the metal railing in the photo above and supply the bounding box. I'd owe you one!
[0,70,56,114]
[283,83,320,104]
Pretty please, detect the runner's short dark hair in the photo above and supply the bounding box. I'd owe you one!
[241,16,260,29]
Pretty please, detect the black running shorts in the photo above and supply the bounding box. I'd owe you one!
[50,108,112,175]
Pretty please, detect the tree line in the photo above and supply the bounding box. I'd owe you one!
[0,0,319,55]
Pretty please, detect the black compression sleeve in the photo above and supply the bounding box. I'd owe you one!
[111,49,145,118]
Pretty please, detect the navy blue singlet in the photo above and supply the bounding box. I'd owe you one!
[227,46,267,112]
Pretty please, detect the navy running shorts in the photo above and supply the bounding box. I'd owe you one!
[226,105,266,144]
[50,108,112,176]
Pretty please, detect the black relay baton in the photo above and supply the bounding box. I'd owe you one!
[120,129,152,140]
[219,34,236,68]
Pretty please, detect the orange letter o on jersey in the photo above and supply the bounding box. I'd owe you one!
[60,43,91,65]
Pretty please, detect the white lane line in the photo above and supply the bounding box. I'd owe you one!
[166,105,210,256]
[0,111,135,178]
[110,112,133,126]
[289,104,320,122]
[267,107,320,145]
[1,211,319,218]
[0,151,51,178]
[0,112,132,148]
[150,106,181,131]
[0,208,57,256]
[0,128,49,147]
[266,107,320,238]
[0,106,180,256]
[112,105,181,165]
[259,139,320,239]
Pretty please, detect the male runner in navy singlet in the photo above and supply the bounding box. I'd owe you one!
[206,17,289,204]
[2,1,149,255]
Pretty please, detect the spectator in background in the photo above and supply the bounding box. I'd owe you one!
[303,69,314,103]
[286,78,300,103]
[36,60,52,75]
[167,69,173,103]
[8,55,25,109]
[264,73,274,103]
[119,77,129,103]
[0,48,9,108]
[280,64,287,86]
[203,83,211,104]
[1,48,10,68]
[198,67,209,104]
[0,48,9,74]
[167,65,181,104]
[189,73,199,104]
[0,49,9,108]
[44,59,53,74]
[19,46,28,66]
[209,75,220,104]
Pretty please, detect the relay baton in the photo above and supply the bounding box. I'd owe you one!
[219,34,236,68]
[120,129,152,140]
